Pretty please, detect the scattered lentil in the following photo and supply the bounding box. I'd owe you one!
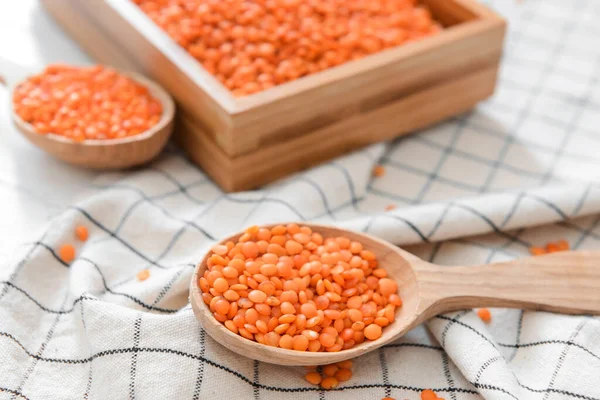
[385,204,397,211]
[529,240,570,256]
[373,165,386,177]
[137,269,150,281]
[477,308,491,323]
[320,376,339,390]
[13,65,162,141]
[59,244,75,263]
[305,371,322,385]
[200,224,402,353]
[421,389,438,400]
[75,225,89,242]
[133,0,442,97]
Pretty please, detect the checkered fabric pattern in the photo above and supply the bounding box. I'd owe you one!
[2,0,600,399]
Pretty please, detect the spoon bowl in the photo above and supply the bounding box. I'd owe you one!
[190,223,600,366]
[1,58,175,169]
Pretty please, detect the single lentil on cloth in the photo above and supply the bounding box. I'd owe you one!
[200,224,401,352]
[132,0,442,96]
[13,64,163,141]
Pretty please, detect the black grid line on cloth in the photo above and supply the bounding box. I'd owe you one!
[542,319,589,400]
[0,330,485,395]
[480,1,582,193]
[0,230,52,303]
[192,328,206,400]
[378,347,391,398]
[11,290,71,400]
[498,339,600,362]
[484,228,526,264]
[295,177,337,220]
[317,366,325,400]
[541,50,600,184]
[440,311,471,348]
[1,281,96,314]
[441,351,457,400]
[473,355,504,385]
[457,116,600,166]
[129,315,143,400]
[569,214,600,249]
[253,360,260,400]
[0,387,30,400]
[80,257,180,313]
[150,167,207,205]
[88,178,215,247]
[384,157,484,193]
[507,310,525,362]
[81,293,93,400]
[411,134,547,179]
[414,115,471,203]
[329,162,360,209]
[1,242,179,315]
[436,315,498,350]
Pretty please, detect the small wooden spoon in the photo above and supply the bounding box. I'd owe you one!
[0,58,175,169]
[190,223,600,366]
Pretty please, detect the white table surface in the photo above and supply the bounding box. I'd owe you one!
[0,0,98,253]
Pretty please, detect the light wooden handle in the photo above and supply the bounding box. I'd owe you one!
[416,251,600,316]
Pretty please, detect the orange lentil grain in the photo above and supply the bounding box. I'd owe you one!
[321,377,339,390]
[334,368,352,382]
[75,226,89,242]
[477,308,492,323]
[373,165,385,178]
[322,364,338,377]
[557,239,569,251]
[421,389,437,400]
[336,360,353,369]
[136,269,150,281]
[305,371,322,385]
[59,244,76,263]
[529,246,546,256]
[546,242,560,253]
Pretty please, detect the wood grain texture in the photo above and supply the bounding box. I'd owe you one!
[5,64,175,169]
[190,223,600,366]
[178,64,499,191]
[415,251,600,317]
[42,0,505,190]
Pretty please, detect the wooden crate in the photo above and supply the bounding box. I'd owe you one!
[41,0,505,191]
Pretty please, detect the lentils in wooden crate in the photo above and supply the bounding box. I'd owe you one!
[132,0,442,96]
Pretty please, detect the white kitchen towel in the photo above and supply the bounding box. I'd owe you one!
[2,0,600,399]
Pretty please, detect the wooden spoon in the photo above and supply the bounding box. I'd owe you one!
[0,58,175,169]
[190,223,600,366]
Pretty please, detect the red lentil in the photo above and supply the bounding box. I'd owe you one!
[421,389,437,400]
[75,225,89,242]
[334,368,352,382]
[305,371,322,385]
[200,224,402,352]
[320,376,339,390]
[530,240,569,256]
[59,244,76,263]
[13,65,162,141]
[477,308,491,323]
[137,269,150,281]
[133,0,442,97]
[373,165,386,178]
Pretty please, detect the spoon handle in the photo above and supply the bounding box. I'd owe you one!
[415,251,600,316]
